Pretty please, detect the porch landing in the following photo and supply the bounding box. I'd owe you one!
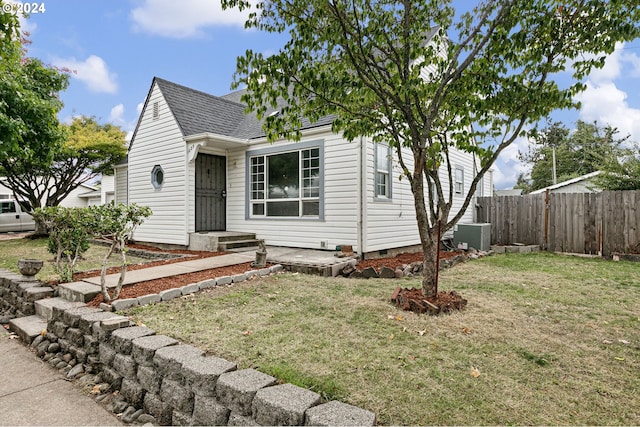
[189,231,260,252]
[265,246,358,277]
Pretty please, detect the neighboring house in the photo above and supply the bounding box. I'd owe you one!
[529,171,602,195]
[494,189,523,196]
[0,177,113,208]
[117,77,493,257]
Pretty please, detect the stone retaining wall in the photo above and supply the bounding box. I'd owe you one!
[0,268,54,320]
[0,270,376,426]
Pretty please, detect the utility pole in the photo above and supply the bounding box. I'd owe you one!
[552,144,557,185]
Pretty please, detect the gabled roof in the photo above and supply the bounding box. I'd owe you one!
[154,78,247,137]
[148,77,333,141]
[529,171,602,194]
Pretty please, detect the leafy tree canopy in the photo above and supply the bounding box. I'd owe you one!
[2,116,128,211]
[0,2,68,167]
[594,146,640,191]
[223,0,639,296]
[517,120,629,193]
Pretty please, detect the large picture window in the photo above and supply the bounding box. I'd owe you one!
[249,146,322,218]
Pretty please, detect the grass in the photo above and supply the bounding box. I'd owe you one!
[124,252,638,425]
[0,237,151,282]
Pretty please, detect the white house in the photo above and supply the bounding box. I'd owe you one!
[117,77,492,257]
[529,171,602,194]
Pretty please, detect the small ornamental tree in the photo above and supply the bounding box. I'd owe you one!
[221,0,640,300]
[89,203,152,303]
[34,206,93,282]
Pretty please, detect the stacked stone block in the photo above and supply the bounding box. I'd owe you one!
[0,268,53,318]
[1,268,376,425]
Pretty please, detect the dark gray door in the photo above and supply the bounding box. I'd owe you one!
[195,154,226,231]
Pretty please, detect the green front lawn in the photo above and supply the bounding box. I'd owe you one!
[0,237,150,282]
[126,252,640,425]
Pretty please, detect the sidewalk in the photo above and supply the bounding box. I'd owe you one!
[82,246,356,287]
[0,326,122,426]
[82,252,255,287]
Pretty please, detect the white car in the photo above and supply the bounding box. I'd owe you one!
[0,199,36,232]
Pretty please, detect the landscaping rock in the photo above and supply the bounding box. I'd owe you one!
[111,298,139,311]
[252,383,321,426]
[216,369,277,416]
[304,400,376,426]
[192,395,231,426]
[132,334,178,366]
[66,363,84,379]
[361,266,379,278]
[379,266,396,278]
[182,356,237,397]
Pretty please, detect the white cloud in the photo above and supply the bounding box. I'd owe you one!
[136,102,144,116]
[571,42,640,144]
[493,133,531,190]
[575,81,640,144]
[587,43,624,84]
[109,104,126,125]
[52,55,118,94]
[130,0,252,38]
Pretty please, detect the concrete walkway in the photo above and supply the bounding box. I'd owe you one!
[83,252,255,287]
[0,326,122,426]
[82,246,357,287]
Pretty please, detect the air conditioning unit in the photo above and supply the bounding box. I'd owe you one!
[453,223,491,251]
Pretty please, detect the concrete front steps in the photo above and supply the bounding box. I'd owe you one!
[189,231,261,252]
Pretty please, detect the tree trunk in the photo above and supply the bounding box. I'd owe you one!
[410,175,439,298]
[33,217,48,236]
[421,228,439,297]
[100,244,115,303]
[110,239,128,301]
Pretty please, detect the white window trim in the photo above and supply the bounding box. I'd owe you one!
[246,140,324,220]
[374,143,392,200]
[455,166,464,196]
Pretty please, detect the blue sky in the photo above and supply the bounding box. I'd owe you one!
[13,0,640,189]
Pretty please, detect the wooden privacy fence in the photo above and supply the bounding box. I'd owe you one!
[476,191,640,257]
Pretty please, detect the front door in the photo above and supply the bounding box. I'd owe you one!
[195,154,226,231]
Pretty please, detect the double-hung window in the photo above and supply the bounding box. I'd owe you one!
[249,145,322,218]
[455,166,464,195]
[375,144,392,199]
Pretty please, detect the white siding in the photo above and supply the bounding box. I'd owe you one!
[226,132,360,251]
[128,83,188,246]
[363,142,420,253]
[364,143,485,252]
[100,175,115,204]
[114,167,128,204]
[58,185,96,208]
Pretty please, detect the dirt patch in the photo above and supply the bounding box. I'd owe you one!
[72,245,227,281]
[83,248,466,308]
[357,250,462,272]
[391,287,467,315]
[86,262,262,307]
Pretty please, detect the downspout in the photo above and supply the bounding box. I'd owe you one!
[357,137,367,258]
[184,144,191,248]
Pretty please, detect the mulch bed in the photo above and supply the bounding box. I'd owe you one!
[356,250,463,272]
[391,287,467,315]
[86,261,260,307]
[75,246,468,315]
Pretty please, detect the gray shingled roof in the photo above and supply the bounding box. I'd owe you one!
[155,78,333,140]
